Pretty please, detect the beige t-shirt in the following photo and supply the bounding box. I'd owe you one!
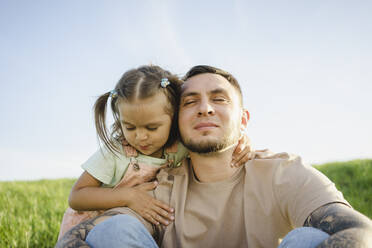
[180,165,247,247]
[112,151,350,248]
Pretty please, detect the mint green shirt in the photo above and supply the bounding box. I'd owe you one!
[81,142,188,188]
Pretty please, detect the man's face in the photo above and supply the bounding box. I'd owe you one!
[178,73,244,154]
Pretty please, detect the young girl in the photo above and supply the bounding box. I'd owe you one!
[58,65,252,239]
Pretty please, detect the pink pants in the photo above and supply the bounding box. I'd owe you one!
[58,208,105,240]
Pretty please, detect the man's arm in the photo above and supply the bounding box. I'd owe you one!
[304,203,372,247]
[55,210,121,248]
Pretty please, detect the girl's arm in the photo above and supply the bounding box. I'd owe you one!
[69,171,174,225]
[231,133,255,167]
[69,171,126,210]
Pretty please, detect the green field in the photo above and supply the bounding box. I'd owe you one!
[313,159,372,218]
[0,159,371,247]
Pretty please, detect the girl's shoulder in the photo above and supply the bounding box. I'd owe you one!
[115,137,138,157]
[116,138,189,168]
[164,141,189,168]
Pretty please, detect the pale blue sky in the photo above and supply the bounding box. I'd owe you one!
[1,0,371,181]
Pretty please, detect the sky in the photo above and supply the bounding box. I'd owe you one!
[0,0,371,181]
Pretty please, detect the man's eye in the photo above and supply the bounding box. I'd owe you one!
[184,100,196,106]
[213,98,226,102]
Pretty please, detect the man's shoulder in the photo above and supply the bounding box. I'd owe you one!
[248,150,327,189]
[244,149,310,179]
[249,149,301,165]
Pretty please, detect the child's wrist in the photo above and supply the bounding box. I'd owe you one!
[116,187,135,206]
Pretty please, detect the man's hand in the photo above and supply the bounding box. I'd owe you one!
[304,203,372,247]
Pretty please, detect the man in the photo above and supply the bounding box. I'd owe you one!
[56,65,372,248]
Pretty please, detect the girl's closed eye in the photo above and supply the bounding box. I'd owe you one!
[125,125,135,131]
[146,126,159,131]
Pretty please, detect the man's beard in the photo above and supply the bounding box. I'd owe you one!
[181,134,238,154]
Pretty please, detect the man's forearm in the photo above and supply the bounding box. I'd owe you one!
[55,210,121,248]
[304,203,372,248]
[317,227,372,247]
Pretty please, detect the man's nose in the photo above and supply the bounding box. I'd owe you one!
[198,100,215,116]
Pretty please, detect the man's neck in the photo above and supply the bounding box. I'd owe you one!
[189,146,240,183]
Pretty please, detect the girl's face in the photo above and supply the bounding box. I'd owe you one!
[117,92,173,158]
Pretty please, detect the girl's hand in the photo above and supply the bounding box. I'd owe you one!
[231,132,255,167]
[126,181,174,226]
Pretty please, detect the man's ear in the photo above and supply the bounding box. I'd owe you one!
[241,109,250,129]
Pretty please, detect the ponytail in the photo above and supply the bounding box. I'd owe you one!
[94,91,120,155]
[93,65,183,155]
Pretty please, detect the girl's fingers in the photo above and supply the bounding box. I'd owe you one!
[233,148,250,167]
[144,212,159,225]
[152,212,170,226]
[235,134,251,154]
[232,136,253,167]
[234,151,255,167]
[231,148,248,167]
[233,133,252,156]
[145,210,171,226]
[154,199,174,213]
[234,139,244,154]
[153,205,174,221]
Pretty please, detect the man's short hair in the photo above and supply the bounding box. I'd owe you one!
[183,65,243,106]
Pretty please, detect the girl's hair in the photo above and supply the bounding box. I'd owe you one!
[94,65,183,155]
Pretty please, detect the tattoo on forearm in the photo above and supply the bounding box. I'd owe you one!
[55,211,122,248]
[304,203,372,247]
[316,230,368,248]
[304,203,359,234]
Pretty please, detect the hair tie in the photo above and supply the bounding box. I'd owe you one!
[110,90,118,98]
[160,78,170,88]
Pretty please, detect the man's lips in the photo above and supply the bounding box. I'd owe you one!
[194,122,218,131]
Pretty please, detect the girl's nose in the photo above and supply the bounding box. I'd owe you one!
[136,130,148,141]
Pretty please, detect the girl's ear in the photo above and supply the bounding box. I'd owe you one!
[241,109,250,129]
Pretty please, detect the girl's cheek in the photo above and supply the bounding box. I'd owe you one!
[124,132,133,142]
